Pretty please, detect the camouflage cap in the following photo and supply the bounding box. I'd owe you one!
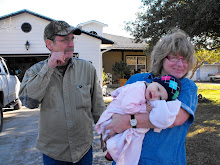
[44,21,81,40]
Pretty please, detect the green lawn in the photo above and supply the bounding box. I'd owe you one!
[196,83,220,105]
[186,83,220,164]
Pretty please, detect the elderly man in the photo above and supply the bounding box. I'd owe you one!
[19,21,105,165]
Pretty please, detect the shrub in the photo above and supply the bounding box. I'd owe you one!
[112,61,131,79]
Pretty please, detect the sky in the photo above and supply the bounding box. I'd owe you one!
[0,0,142,38]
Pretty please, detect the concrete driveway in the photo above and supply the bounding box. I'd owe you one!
[0,107,111,165]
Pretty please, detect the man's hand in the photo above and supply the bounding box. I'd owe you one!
[48,52,65,68]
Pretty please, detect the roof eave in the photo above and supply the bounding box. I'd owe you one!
[81,30,114,44]
[0,9,55,22]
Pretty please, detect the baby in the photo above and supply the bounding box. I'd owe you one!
[95,75,182,165]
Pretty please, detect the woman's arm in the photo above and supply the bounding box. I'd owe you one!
[170,107,190,127]
[105,113,155,137]
[105,107,190,136]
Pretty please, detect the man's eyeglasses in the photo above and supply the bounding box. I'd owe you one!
[54,37,77,45]
[166,55,188,64]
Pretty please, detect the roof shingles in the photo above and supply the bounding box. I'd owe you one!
[103,33,146,50]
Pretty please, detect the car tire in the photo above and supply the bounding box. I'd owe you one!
[0,106,3,133]
[14,99,22,110]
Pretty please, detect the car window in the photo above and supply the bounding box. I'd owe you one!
[2,64,8,74]
[0,62,2,73]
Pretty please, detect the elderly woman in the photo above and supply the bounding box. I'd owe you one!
[105,30,198,165]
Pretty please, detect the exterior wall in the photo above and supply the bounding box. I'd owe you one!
[0,13,50,54]
[75,33,102,85]
[187,64,220,81]
[146,54,151,72]
[103,51,122,81]
[80,23,105,37]
[103,50,149,81]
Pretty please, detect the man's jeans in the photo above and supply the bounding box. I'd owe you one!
[43,147,92,165]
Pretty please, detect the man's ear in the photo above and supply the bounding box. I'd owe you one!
[46,39,53,51]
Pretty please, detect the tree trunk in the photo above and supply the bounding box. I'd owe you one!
[190,61,205,79]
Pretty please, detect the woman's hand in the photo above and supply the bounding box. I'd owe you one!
[104,112,156,138]
[104,114,130,137]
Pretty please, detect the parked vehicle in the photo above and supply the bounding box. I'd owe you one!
[0,56,21,132]
[208,73,220,82]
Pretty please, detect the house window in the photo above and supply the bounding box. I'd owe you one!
[90,31,97,35]
[126,56,146,73]
[73,53,79,58]
[21,23,32,33]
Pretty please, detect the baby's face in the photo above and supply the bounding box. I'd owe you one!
[145,82,168,101]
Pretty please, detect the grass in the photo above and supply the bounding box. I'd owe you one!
[104,83,220,164]
[196,83,220,105]
[186,83,220,164]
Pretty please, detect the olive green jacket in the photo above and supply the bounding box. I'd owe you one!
[19,58,105,162]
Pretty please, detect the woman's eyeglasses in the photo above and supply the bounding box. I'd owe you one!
[166,55,188,64]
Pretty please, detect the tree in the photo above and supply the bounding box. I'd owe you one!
[190,49,220,79]
[125,0,220,52]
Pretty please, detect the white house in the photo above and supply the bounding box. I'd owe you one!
[0,9,113,86]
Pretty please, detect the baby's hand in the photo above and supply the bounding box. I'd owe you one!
[146,103,153,112]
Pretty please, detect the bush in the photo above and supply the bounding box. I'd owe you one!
[102,69,111,85]
[112,61,131,79]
